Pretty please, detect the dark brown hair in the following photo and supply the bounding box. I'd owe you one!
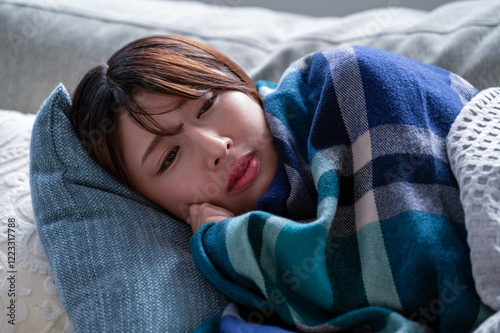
[70,35,260,188]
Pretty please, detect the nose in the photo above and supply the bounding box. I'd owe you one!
[191,128,232,169]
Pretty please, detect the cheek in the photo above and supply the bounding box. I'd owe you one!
[237,113,272,146]
[181,175,223,205]
[159,170,211,219]
[157,177,192,219]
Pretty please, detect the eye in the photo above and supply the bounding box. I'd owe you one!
[158,146,179,174]
[197,92,217,118]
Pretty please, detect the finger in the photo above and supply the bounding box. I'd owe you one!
[198,203,234,223]
[198,202,233,215]
[188,204,200,220]
[186,204,200,227]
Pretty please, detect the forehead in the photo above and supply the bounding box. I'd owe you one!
[134,91,186,112]
[117,108,152,146]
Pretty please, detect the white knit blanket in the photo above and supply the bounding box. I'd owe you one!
[447,87,500,332]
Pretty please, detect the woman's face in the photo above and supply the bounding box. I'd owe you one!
[118,90,279,221]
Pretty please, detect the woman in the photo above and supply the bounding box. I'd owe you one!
[70,35,489,332]
[71,35,279,232]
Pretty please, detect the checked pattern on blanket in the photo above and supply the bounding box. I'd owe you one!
[191,46,494,333]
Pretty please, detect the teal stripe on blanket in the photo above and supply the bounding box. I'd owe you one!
[380,210,481,331]
[357,221,402,311]
[225,215,268,295]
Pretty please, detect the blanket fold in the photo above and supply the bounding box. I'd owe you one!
[191,46,492,332]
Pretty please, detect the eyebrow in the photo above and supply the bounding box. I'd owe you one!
[146,99,185,115]
[139,99,187,166]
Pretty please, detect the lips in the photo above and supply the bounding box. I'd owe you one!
[227,152,259,194]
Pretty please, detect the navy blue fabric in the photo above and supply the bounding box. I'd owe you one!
[256,162,289,217]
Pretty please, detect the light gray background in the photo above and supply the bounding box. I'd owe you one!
[176,0,468,17]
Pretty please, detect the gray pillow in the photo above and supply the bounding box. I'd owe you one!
[30,84,229,332]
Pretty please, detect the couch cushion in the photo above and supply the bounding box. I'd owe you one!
[1,0,499,113]
[29,84,229,332]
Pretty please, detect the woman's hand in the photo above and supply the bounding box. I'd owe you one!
[187,203,235,233]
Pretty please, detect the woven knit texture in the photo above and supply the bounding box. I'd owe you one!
[447,87,500,311]
[29,84,229,332]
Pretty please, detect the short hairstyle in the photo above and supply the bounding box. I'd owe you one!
[70,35,260,189]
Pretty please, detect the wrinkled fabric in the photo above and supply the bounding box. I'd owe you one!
[191,46,493,332]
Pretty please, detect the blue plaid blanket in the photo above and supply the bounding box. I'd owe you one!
[191,46,493,332]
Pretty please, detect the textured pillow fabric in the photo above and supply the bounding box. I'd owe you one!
[29,84,229,332]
